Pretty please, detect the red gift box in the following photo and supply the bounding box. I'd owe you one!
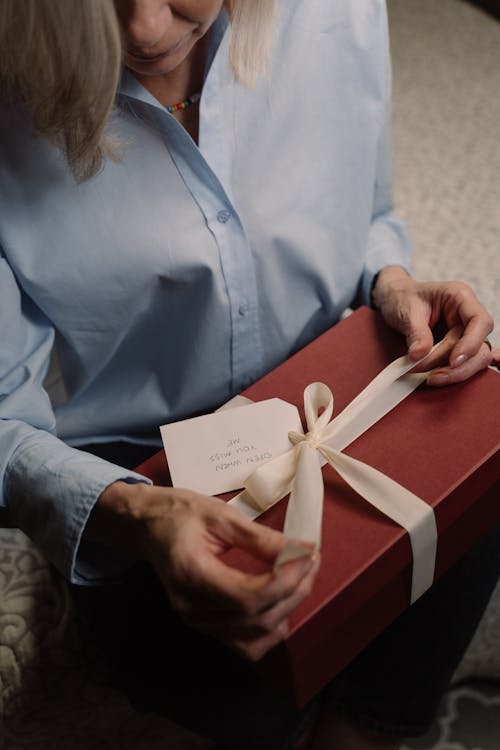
[136,306,500,706]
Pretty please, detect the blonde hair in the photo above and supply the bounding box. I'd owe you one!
[0,0,122,182]
[225,0,277,87]
[0,0,276,182]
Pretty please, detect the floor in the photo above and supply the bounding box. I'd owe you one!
[403,684,500,750]
[389,0,500,745]
[389,0,500,349]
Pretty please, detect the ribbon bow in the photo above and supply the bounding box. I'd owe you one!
[229,354,440,604]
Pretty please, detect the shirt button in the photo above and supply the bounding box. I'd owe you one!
[217,209,231,224]
[238,303,248,317]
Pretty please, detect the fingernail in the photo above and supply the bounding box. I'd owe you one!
[451,354,467,368]
[277,620,289,637]
[427,373,449,386]
[299,557,314,575]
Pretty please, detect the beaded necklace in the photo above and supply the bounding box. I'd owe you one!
[166,91,201,114]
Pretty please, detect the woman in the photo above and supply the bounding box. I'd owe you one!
[0,1,499,748]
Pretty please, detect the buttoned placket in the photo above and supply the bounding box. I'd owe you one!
[119,40,263,395]
[197,34,263,392]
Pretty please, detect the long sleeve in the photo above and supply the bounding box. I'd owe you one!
[0,250,150,584]
[355,1,412,308]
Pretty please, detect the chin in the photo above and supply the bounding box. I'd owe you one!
[124,35,199,78]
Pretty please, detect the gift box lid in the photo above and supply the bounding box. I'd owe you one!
[136,307,500,705]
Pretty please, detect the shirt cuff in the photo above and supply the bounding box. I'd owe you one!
[70,472,152,586]
[6,433,152,585]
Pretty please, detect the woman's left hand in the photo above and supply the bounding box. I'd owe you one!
[372,266,498,385]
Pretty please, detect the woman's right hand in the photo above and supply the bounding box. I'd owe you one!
[89,481,320,661]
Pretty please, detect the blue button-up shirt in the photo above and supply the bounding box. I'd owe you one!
[0,0,411,583]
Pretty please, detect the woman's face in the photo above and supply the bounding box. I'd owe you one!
[115,0,224,77]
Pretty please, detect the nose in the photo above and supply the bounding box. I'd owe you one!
[117,0,173,50]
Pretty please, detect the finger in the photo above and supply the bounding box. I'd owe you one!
[229,619,290,662]
[447,294,493,367]
[164,502,316,620]
[491,347,500,371]
[186,554,320,634]
[408,325,462,373]
[243,547,317,614]
[241,555,319,633]
[426,342,492,386]
[210,506,288,564]
[189,547,316,618]
[392,297,434,362]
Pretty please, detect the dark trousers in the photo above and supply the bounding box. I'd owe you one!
[72,442,500,749]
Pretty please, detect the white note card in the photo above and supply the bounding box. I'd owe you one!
[160,398,303,496]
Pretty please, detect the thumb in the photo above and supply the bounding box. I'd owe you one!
[218,503,288,564]
[400,307,434,362]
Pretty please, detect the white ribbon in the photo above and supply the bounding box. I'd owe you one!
[228,352,439,604]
